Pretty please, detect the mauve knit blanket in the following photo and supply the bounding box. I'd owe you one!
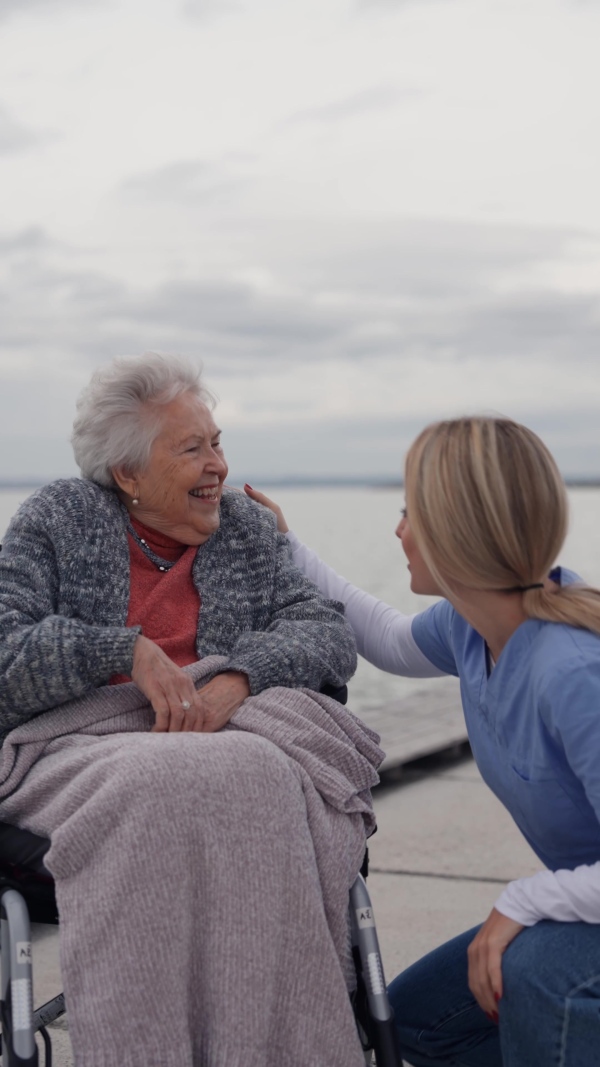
[0,656,384,1067]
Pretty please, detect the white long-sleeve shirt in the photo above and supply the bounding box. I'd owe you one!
[286,532,445,678]
[287,530,600,927]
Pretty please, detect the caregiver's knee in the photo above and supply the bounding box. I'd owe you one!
[501,925,551,1000]
[503,921,600,1006]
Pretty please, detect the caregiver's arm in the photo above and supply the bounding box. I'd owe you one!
[244,486,444,679]
[288,532,442,677]
[495,863,600,925]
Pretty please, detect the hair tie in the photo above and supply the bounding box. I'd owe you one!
[505,582,544,593]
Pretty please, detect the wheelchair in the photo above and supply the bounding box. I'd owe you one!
[0,672,403,1066]
[0,820,403,1067]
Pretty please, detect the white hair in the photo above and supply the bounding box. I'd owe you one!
[71,352,215,487]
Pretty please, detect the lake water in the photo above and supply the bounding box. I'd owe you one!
[1,485,599,717]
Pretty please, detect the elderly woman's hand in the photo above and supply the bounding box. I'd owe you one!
[132,636,250,733]
[243,485,289,534]
[187,673,251,733]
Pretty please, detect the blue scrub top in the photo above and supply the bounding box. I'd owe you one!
[411,568,600,871]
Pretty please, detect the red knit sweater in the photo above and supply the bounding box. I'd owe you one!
[110,517,200,685]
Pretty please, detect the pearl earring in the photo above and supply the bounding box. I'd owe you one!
[132,496,139,506]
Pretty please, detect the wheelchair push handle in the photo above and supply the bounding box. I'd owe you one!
[1,889,39,1066]
[350,874,404,1067]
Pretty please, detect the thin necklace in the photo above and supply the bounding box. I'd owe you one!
[120,503,175,572]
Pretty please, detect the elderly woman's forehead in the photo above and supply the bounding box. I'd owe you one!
[156,394,216,432]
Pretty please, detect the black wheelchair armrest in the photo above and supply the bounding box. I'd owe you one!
[0,823,50,875]
[0,823,58,924]
[319,683,348,705]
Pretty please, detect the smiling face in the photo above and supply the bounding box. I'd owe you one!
[113,391,228,545]
[395,509,444,597]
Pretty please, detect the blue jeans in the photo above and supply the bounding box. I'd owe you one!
[387,921,600,1066]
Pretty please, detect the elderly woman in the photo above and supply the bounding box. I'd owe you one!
[0,354,379,1067]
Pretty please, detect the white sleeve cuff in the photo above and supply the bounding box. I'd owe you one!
[495,862,600,926]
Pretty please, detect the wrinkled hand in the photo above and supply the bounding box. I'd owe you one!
[244,484,289,534]
[131,635,250,733]
[467,908,525,1017]
[169,672,251,734]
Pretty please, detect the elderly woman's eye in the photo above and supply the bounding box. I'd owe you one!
[400,507,407,519]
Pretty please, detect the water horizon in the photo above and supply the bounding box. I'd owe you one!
[2,475,600,490]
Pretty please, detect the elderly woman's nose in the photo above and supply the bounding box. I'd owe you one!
[206,445,226,467]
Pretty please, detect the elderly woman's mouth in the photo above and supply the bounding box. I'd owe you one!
[189,487,220,502]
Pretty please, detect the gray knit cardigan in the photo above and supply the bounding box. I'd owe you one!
[0,479,357,744]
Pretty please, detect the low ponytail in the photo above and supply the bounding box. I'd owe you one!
[522,583,600,637]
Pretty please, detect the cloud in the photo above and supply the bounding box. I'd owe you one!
[0,229,131,366]
[121,158,252,206]
[455,291,600,362]
[0,0,106,19]
[0,227,49,253]
[0,106,49,156]
[219,406,600,482]
[182,0,241,20]
[284,84,420,126]
[121,279,351,358]
[286,218,570,298]
[358,0,456,8]
[1,218,599,479]
[1,222,597,366]
[1,221,599,373]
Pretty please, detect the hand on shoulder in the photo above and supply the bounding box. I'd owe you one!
[243,485,289,533]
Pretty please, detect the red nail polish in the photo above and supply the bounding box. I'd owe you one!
[494,992,501,1003]
[245,483,253,490]
[486,1012,495,1021]
[492,1011,499,1024]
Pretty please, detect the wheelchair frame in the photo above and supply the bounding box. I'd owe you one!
[0,846,403,1067]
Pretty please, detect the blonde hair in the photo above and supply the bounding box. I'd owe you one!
[404,417,600,636]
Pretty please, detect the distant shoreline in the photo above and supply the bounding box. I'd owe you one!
[1,477,600,490]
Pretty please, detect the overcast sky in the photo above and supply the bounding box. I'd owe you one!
[1,0,599,481]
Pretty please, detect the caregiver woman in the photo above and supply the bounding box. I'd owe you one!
[246,416,600,1067]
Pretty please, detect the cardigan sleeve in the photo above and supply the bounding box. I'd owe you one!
[218,531,358,695]
[0,503,139,733]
